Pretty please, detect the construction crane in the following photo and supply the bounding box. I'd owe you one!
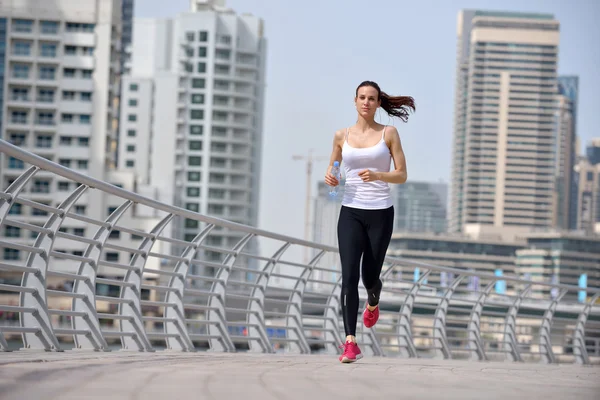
[292,149,329,263]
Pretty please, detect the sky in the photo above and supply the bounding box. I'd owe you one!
[135,0,600,246]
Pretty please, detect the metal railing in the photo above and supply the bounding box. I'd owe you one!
[0,139,599,365]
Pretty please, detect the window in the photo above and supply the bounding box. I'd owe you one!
[37,89,54,102]
[80,92,92,101]
[185,219,199,229]
[188,172,201,181]
[81,70,92,79]
[73,228,85,237]
[199,31,208,42]
[58,159,71,167]
[5,226,21,238]
[4,249,20,261]
[8,157,24,169]
[66,23,94,33]
[9,134,26,146]
[58,181,70,191]
[184,234,196,242]
[77,160,88,169]
[128,99,137,106]
[63,68,76,78]
[79,115,91,124]
[32,180,50,193]
[192,78,205,88]
[126,160,135,167]
[190,110,204,120]
[209,189,225,199]
[32,204,49,216]
[189,141,202,151]
[198,47,207,57]
[40,21,59,35]
[13,19,33,33]
[126,145,135,152]
[215,49,230,60]
[62,91,76,100]
[109,230,120,239]
[78,137,89,146]
[74,205,86,214]
[12,63,29,79]
[36,135,52,148]
[11,87,28,101]
[62,114,73,123]
[39,43,57,57]
[8,203,22,215]
[185,203,199,212]
[197,62,206,73]
[128,114,137,122]
[38,65,55,80]
[131,234,143,241]
[64,45,77,55]
[107,206,117,215]
[191,94,204,104]
[11,111,27,124]
[190,125,203,135]
[82,47,93,55]
[189,156,202,166]
[105,252,119,262]
[127,129,136,137]
[187,187,200,197]
[129,83,138,91]
[186,32,195,41]
[13,41,31,56]
[37,112,54,126]
[59,136,72,145]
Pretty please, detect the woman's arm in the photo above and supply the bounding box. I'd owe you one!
[324,129,345,186]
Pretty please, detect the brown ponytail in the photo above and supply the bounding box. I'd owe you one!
[356,81,416,122]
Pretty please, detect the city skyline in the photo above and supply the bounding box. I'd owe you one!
[136,0,600,242]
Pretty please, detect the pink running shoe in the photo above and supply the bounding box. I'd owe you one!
[339,341,363,363]
[363,305,379,328]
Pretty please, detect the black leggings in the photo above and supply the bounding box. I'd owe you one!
[337,205,394,337]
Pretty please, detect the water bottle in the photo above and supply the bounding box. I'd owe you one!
[329,161,340,197]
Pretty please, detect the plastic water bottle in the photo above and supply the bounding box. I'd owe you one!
[329,161,340,197]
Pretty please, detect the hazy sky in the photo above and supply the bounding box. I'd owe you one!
[135,0,600,244]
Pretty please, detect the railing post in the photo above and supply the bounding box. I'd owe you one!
[467,280,496,361]
[247,242,291,353]
[0,167,39,352]
[503,284,531,362]
[573,293,600,365]
[72,200,133,351]
[164,224,216,352]
[397,270,431,358]
[206,232,253,352]
[539,288,567,364]
[287,250,325,354]
[21,184,88,351]
[433,274,466,360]
[323,276,344,354]
[118,213,174,351]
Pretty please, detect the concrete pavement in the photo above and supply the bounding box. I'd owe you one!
[0,352,598,400]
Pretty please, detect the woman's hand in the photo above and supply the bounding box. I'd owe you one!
[358,169,380,182]
[325,166,340,187]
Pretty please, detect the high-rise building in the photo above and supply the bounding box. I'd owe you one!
[553,76,578,230]
[573,139,600,233]
[119,0,267,270]
[0,1,160,274]
[449,10,560,233]
[392,181,447,233]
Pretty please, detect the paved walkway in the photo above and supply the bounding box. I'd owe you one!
[0,352,598,400]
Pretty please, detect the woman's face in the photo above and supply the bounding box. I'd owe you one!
[355,85,380,119]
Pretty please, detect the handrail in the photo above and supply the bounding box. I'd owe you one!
[0,139,599,365]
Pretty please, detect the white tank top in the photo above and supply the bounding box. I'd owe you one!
[341,126,393,210]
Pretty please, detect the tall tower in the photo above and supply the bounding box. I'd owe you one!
[119,1,267,272]
[449,10,560,233]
